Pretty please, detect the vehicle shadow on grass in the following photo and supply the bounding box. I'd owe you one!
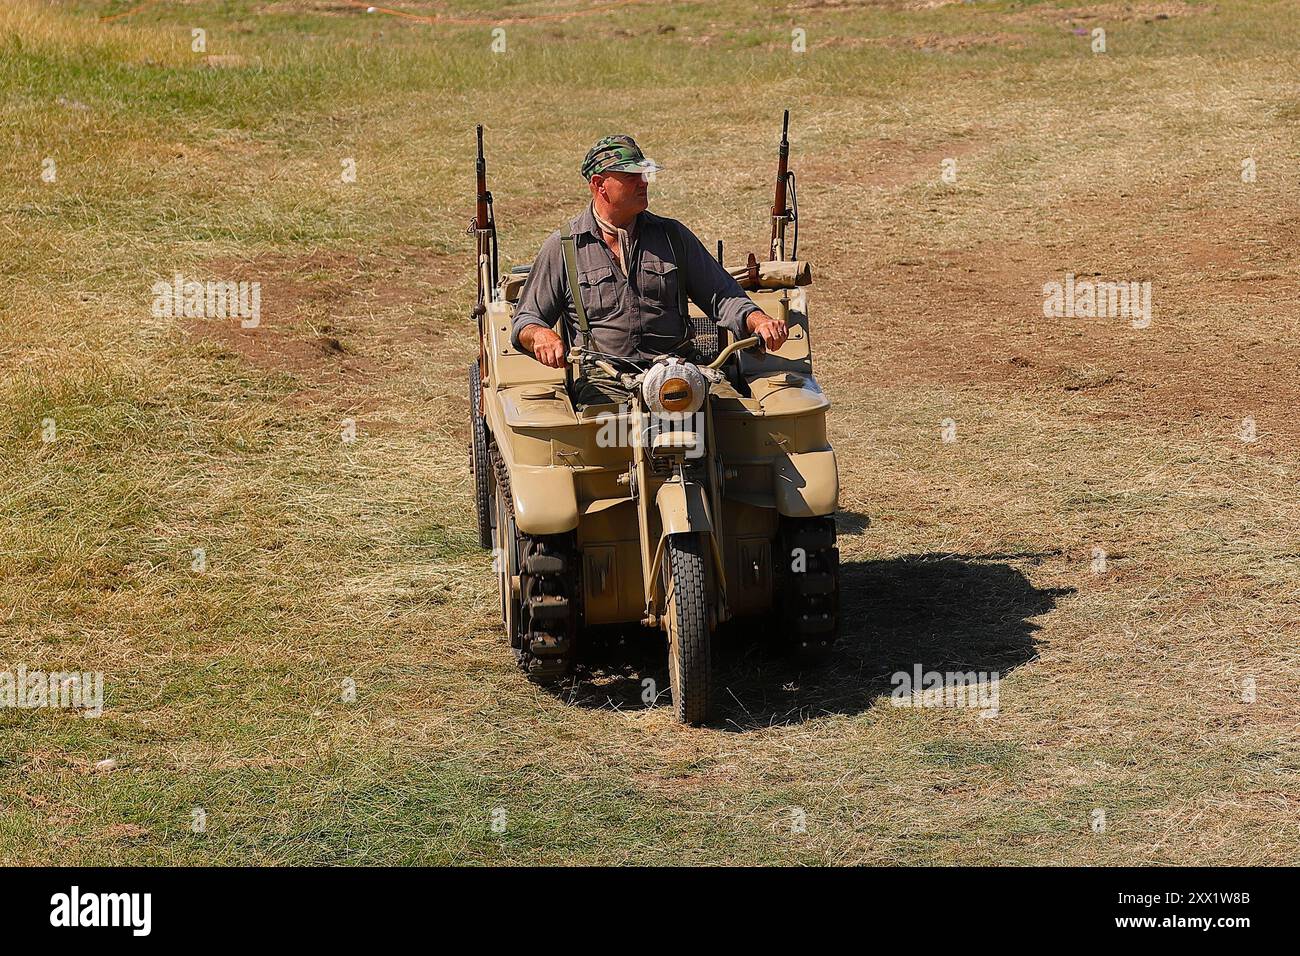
[558,551,1073,731]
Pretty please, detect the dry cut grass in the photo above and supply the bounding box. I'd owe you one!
[0,0,1296,864]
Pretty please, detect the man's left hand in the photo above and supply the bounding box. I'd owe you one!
[747,311,788,352]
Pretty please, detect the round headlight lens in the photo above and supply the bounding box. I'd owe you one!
[643,359,706,416]
[658,377,694,413]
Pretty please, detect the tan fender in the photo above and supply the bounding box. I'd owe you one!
[656,479,713,536]
[774,449,839,517]
[511,464,578,535]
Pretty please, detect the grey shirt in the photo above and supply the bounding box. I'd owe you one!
[510,204,760,361]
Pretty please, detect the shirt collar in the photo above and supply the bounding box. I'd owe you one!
[580,202,643,240]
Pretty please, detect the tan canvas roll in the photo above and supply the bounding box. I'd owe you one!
[727,260,812,289]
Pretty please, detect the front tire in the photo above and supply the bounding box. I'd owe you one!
[664,533,712,725]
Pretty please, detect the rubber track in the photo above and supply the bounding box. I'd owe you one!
[468,363,493,550]
[490,447,576,683]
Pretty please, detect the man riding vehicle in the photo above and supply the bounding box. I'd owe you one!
[511,134,790,401]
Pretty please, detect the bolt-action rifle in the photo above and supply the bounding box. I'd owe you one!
[768,110,798,263]
[468,125,499,390]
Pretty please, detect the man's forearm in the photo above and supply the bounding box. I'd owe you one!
[510,314,551,352]
[509,229,568,352]
[518,323,545,352]
[716,298,759,342]
[519,322,566,368]
[682,227,766,342]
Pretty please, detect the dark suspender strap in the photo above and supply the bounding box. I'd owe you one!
[559,225,590,338]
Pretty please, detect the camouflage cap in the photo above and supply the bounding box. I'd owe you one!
[581,134,663,181]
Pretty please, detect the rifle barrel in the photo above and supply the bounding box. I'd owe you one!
[770,109,791,260]
[475,125,488,231]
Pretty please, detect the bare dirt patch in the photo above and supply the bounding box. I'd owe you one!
[184,247,457,398]
[1006,1,1209,25]
[817,32,1029,52]
[836,193,1300,452]
[802,138,979,189]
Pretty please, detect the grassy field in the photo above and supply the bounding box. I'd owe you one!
[1,0,1297,865]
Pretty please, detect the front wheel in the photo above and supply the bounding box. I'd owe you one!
[663,533,712,725]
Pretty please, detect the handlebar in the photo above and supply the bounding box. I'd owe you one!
[565,336,762,377]
[564,351,621,381]
[706,336,761,370]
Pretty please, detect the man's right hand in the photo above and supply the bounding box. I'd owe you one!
[519,325,566,368]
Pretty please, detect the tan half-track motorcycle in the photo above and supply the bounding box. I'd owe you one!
[467,114,840,725]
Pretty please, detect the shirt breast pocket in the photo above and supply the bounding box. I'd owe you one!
[578,264,618,317]
[641,257,680,313]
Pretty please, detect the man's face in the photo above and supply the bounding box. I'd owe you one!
[592,170,649,217]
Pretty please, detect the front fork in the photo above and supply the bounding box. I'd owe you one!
[634,401,730,628]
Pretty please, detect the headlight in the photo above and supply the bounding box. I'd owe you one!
[643,359,706,416]
[659,377,694,412]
